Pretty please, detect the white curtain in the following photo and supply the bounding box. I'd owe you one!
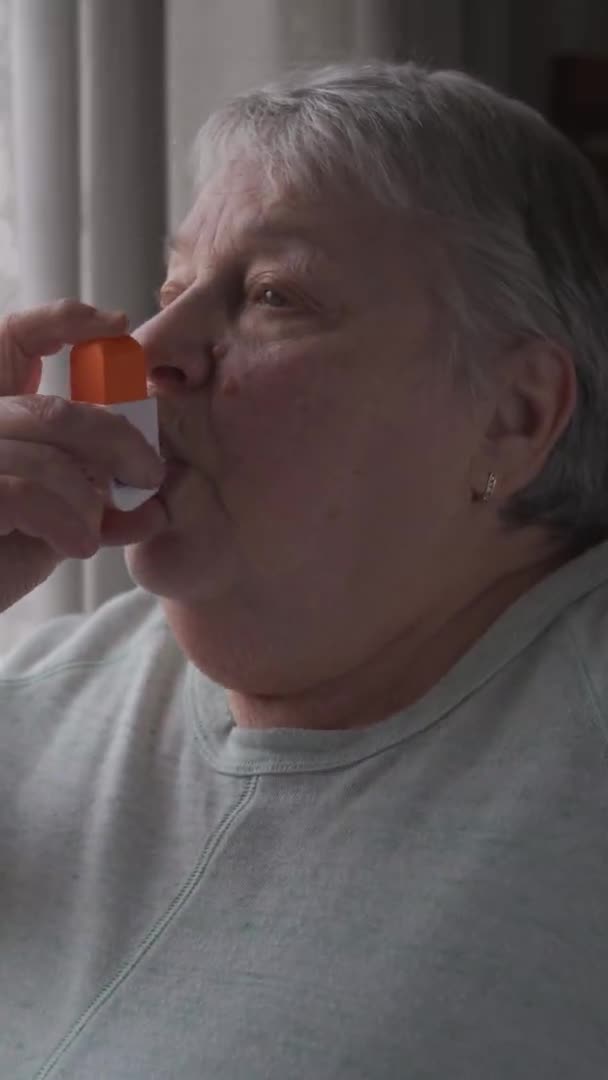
[1,0,165,647]
[0,0,18,315]
[1,0,514,649]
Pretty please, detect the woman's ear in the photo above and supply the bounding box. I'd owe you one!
[471,338,577,500]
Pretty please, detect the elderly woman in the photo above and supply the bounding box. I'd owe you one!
[1,61,607,1078]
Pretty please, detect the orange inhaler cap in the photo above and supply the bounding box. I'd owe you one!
[70,335,148,404]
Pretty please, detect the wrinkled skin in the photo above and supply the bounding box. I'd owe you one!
[128,161,575,729]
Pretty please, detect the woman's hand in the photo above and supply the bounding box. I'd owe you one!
[0,300,166,614]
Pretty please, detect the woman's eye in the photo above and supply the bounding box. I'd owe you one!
[251,286,288,309]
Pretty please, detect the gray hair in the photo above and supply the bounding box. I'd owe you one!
[193,61,608,550]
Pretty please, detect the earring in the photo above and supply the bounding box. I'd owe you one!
[481,472,497,502]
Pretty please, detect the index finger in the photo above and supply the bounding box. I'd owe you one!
[0,301,129,396]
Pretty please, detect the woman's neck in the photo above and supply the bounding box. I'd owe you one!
[226,549,568,732]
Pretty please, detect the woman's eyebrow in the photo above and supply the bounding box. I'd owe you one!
[162,223,341,289]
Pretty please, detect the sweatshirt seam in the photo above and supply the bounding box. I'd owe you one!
[0,630,171,686]
[31,774,258,1080]
[190,683,488,776]
[564,623,608,751]
[189,617,591,776]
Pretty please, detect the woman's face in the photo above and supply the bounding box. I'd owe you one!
[127,161,484,691]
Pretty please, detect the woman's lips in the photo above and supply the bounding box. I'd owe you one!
[96,460,188,546]
[154,458,188,511]
[160,457,187,485]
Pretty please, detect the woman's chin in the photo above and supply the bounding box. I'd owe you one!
[124,522,236,603]
[124,530,195,598]
[121,461,237,599]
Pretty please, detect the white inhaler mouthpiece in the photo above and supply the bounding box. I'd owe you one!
[69,335,160,511]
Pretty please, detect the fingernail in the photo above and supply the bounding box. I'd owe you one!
[75,533,99,558]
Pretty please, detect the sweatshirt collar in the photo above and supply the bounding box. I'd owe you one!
[186,540,608,775]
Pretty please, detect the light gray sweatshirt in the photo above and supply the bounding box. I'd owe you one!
[1,542,608,1079]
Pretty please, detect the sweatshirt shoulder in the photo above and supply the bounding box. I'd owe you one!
[0,586,172,683]
[563,578,608,747]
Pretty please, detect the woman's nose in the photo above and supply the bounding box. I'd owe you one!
[134,304,220,393]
